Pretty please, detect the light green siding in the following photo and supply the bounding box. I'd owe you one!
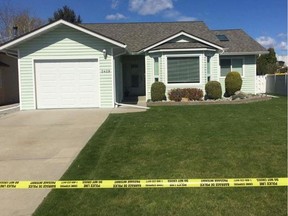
[210,53,219,81]
[146,51,210,100]
[17,24,117,109]
[145,54,154,99]
[145,53,257,100]
[219,55,257,94]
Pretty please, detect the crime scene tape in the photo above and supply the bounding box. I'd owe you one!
[0,177,287,189]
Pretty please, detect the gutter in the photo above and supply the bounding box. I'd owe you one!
[148,48,217,54]
[220,51,269,56]
[4,50,18,59]
[113,49,126,57]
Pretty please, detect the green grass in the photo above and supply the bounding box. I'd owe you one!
[34,97,287,216]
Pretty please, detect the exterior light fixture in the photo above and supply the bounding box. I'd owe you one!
[103,49,107,59]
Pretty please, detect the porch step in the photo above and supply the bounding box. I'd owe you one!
[122,96,147,106]
[137,96,146,102]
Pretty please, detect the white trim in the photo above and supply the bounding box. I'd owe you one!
[111,48,116,108]
[0,20,127,50]
[17,49,23,110]
[32,59,37,109]
[145,56,149,98]
[219,57,245,78]
[143,31,223,52]
[253,55,257,94]
[32,57,100,109]
[221,51,268,56]
[148,48,216,54]
[164,53,203,85]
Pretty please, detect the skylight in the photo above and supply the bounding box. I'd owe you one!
[216,35,229,41]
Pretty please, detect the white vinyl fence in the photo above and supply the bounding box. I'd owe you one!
[266,74,287,96]
[256,74,288,95]
[255,75,266,94]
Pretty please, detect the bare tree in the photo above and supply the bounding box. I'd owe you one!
[0,1,45,43]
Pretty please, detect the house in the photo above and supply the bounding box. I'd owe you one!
[0,20,267,110]
[0,52,19,105]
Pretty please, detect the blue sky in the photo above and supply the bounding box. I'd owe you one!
[6,0,288,57]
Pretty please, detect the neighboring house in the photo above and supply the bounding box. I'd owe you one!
[0,52,19,105]
[0,20,267,110]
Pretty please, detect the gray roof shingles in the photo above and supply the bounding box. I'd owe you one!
[0,20,267,55]
[81,21,267,54]
[213,29,267,53]
[81,21,222,53]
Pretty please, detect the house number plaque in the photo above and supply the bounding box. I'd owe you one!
[101,69,111,74]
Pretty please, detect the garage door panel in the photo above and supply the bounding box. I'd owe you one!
[35,59,99,109]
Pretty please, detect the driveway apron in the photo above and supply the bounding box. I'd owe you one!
[0,109,112,216]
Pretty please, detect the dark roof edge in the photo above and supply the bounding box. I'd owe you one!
[81,20,204,25]
[221,51,269,56]
[0,19,127,50]
[212,28,243,31]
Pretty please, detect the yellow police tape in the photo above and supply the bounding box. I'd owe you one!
[0,177,287,189]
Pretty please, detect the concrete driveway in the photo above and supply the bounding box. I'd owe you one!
[0,108,113,216]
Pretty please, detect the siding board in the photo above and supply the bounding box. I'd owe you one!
[17,24,117,109]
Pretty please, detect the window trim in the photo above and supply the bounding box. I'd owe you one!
[153,56,160,82]
[220,57,245,78]
[165,54,202,85]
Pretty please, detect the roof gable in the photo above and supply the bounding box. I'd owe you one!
[0,20,126,51]
[142,31,223,52]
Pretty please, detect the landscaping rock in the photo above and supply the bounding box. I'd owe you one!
[232,91,248,100]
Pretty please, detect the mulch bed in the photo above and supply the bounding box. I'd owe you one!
[147,96,273,106]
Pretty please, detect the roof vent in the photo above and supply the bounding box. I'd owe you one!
[216,34,229,41]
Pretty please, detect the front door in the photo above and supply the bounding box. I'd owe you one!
[123,60,145,96]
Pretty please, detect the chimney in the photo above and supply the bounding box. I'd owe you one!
[13,26,18,38]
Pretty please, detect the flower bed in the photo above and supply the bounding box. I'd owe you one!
[147,94,273,106]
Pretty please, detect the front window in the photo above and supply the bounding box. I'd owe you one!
[167,56,200,83]
[220,58,243,77]
[154,57,159,81]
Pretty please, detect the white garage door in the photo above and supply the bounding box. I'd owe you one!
[35,59,99,109]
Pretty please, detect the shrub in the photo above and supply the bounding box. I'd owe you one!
[151,81,166,101]
[225,71,242,96]
[168,88,182,102]
[205,81,222,100]
[168,88,203,102]
[182,88,203,101]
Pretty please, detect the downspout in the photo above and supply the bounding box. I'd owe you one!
[111,48,116,108]
[115,102,150,110]
[112,48,126,108]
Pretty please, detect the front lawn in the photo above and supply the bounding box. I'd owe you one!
[34,97,287,216]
